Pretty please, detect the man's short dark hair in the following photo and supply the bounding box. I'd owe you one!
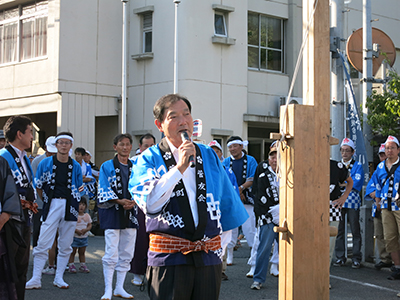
[139,133,156,145]
[227,136,243,144]
[56,131,73,138]
[3,116,32,143]
[113,133,133,146]
[153,94,191,123]
[75,147,86,155]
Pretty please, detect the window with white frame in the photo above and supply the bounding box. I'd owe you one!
[214,12,227,37]
[248,12,284,72]
[0,0,48,65]
[142,12,152,53]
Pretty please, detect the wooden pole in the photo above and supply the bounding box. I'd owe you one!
[276,0,330,299]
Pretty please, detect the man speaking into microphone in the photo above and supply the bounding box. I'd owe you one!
[129,94,248,300]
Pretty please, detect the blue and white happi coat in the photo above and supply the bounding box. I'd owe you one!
[0,148,35,201]
[0,147,35,224]
[342,160,364,210]
[82,162,97,199]
[222,154,258,205]
[129,142,248,267]
[374,160,400,211]
[224,166,239,194]
[365,169,379,217]
[34,156,83,221]
[97,158,138,230]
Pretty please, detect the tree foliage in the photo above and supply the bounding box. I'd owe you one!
[366,70,400,138]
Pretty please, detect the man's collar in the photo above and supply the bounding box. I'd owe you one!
[230,151,245,160]
[386,157,400,167]
[341,158,352,166]
[268,165,277,176]
[10,143,26,158]
[166,137,178,154]
[116,154,129,165]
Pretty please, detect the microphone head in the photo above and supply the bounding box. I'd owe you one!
[181,131,190,141]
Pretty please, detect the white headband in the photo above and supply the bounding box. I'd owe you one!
[55,135,74,143]
[227,140,249,147]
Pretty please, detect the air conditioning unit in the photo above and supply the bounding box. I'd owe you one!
[279,96,303,106]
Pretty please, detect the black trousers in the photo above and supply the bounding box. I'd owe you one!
[32,209,42,248]
[11,223,30,300]
[147,262,222,300]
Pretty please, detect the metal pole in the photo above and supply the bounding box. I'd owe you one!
[330,0,345,161]
[173,0,180,94]
[361,0,374,264]
[121,0,128,133]
[362,0,373,161]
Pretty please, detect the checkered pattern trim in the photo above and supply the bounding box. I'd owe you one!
[343,190,361,210]
[372,204,377,218]
[378,172,400,211]
[380,198,400,211]
[258,214,273,227]
[329,201,341,222]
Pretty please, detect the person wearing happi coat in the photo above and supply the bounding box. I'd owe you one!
[97,133,138,300]
[129,94,248,300]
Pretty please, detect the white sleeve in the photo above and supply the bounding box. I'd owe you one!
[146,166,183,214]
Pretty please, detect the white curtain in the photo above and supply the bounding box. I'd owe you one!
[3,22,17,63]
[22,17,34,60]
[0,1,48,64]
[35,16,47,57]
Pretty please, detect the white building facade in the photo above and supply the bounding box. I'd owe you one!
[0,0,399,165]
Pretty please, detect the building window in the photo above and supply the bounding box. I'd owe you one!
[248,12,283,72]
[0,1,48,65]
[132,6,154,60]
[142,13,152,53]
[214,12,227,37]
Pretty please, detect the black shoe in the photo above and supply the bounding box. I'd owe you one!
[221,272,228,281]
[387,267,400,280]
[333,259,345,267]
[375,261,393,270]
[352,261,361,269]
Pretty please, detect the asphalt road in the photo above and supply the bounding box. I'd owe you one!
[25,236,400,300]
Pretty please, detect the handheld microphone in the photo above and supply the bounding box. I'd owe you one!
[181,131,195,168]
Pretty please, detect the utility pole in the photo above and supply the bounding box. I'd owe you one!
[362,0,373,161]
[330,0,345,161]
[361,0,374,263]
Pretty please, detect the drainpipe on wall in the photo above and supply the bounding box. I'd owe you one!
[121,0,128,133]
[173,0,181,94]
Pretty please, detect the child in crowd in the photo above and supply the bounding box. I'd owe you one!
[68,198,92,273]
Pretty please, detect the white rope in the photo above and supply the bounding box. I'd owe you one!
[276,0,319,180]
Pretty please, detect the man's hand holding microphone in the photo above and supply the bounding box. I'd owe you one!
[176,130,196,174]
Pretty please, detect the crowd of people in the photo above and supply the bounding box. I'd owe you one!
[1,94,400,300]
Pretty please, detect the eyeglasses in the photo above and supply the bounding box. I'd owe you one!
[386,147,398,150]
[340,149,353,153]
[56,141,72,145]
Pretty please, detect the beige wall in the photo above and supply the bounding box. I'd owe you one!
[58,0,122,97]
[59,93,119,161]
